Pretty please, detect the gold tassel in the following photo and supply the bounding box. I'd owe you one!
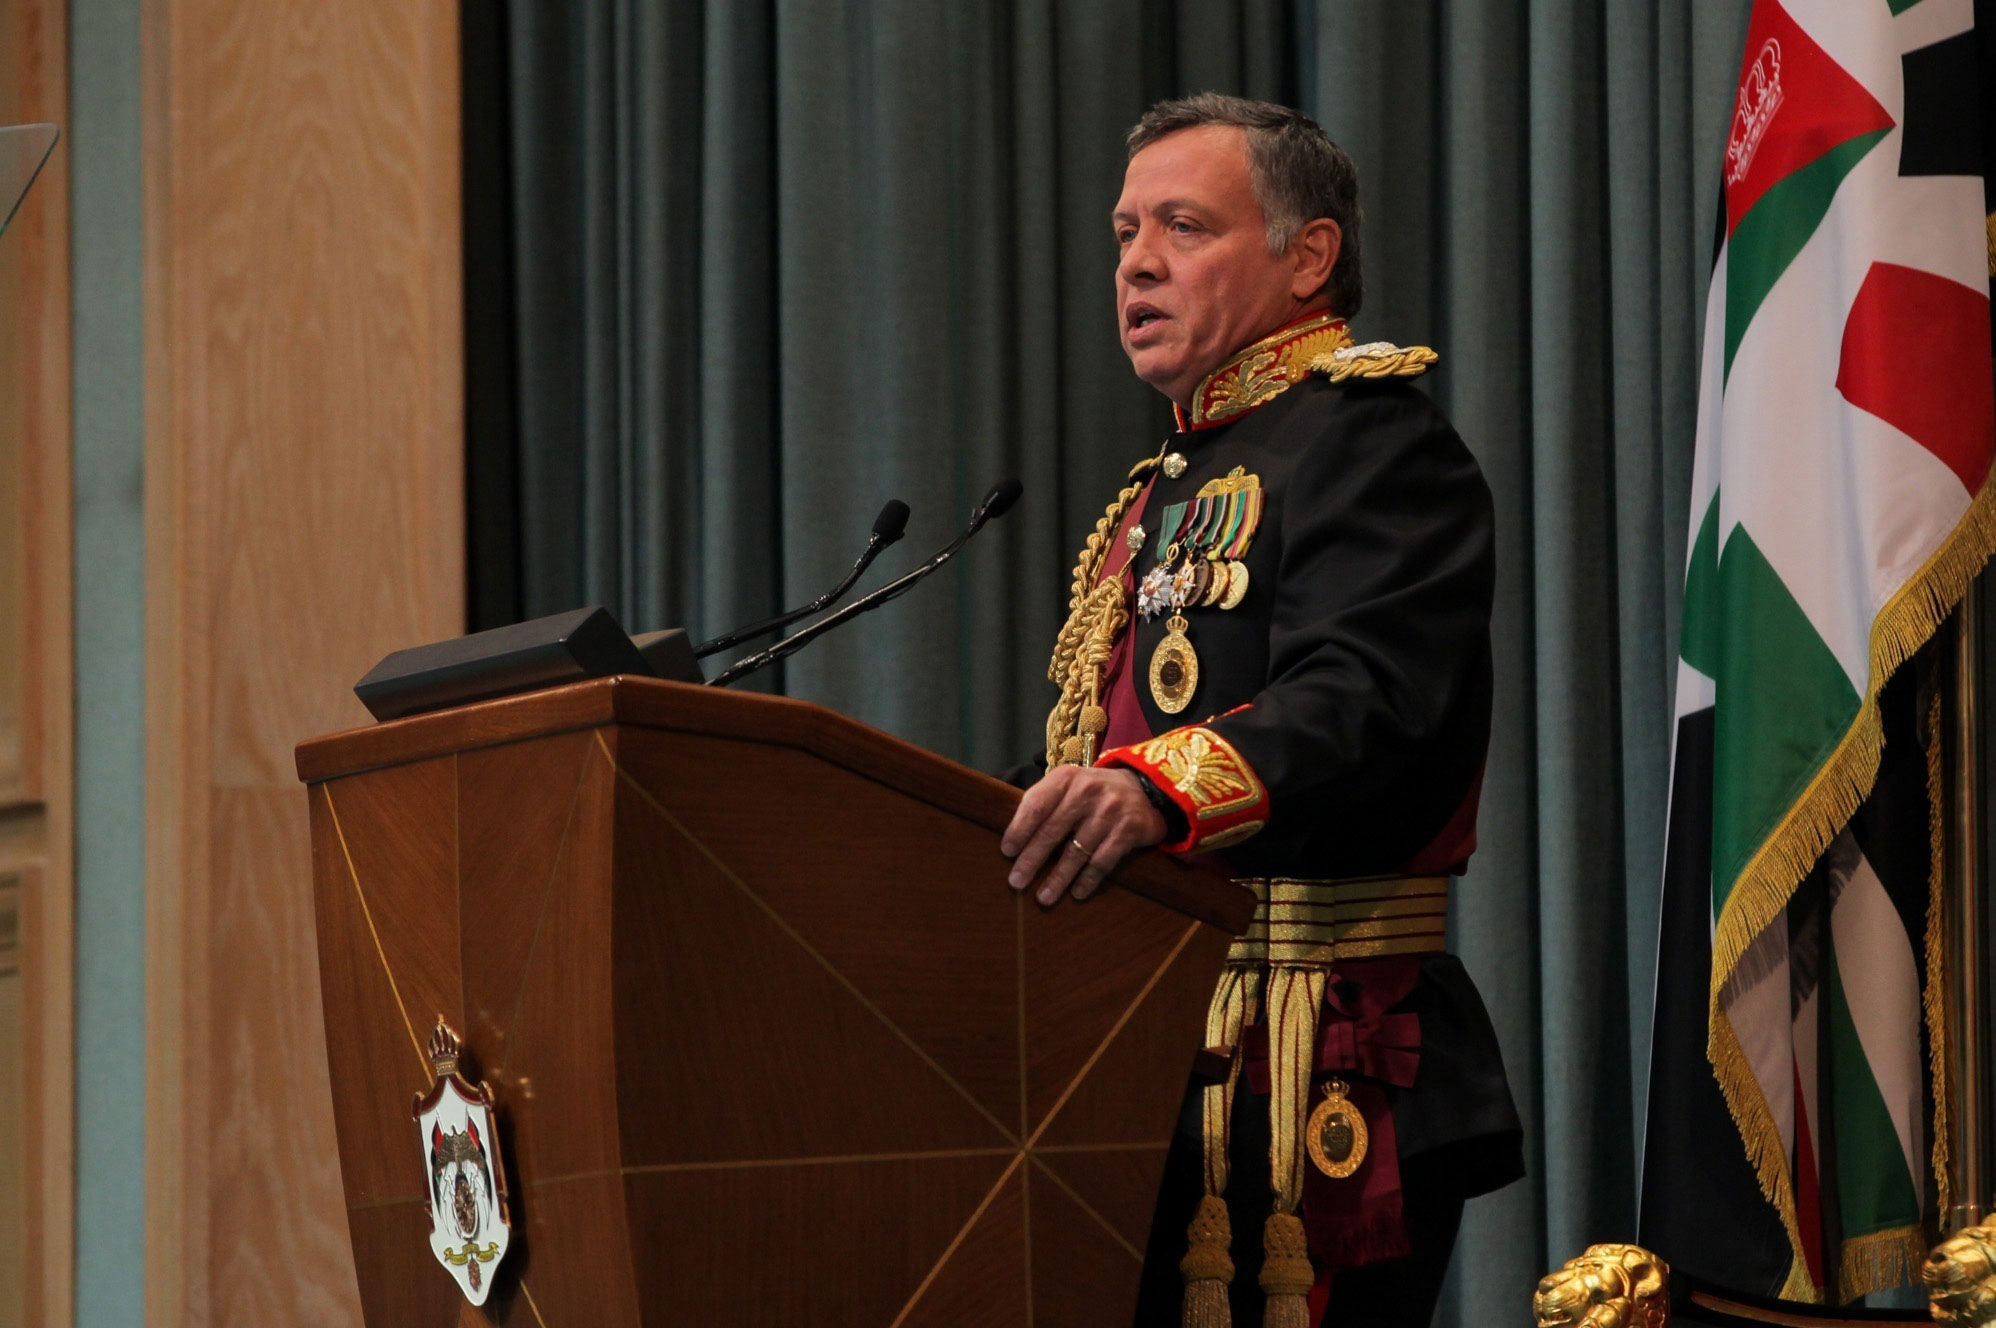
[1259,1212,1315,1328]
[1182,966,1259,1328]
[1179,1193,1234,1328]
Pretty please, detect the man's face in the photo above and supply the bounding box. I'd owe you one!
[1112,124,1312,407]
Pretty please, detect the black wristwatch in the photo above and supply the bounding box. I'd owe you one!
[1129,769,1189,844]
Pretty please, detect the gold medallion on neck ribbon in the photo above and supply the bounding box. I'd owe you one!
[1148,613,1198,714]
[1305,1077,1368,1179]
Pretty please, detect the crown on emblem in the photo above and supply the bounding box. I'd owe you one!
[428,1018,462,1078]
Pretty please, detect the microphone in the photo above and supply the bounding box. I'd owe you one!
[693,499,910,659]
[707,479,1023,688]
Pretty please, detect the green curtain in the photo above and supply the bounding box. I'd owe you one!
[463,1,1752,1317]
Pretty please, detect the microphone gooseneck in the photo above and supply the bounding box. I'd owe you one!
[707,480,1022,689]
[693,498,911,659]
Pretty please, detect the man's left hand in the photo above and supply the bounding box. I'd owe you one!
[1002,765,1167,906]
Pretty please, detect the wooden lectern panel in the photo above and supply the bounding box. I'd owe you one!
[298,677,1251,1326]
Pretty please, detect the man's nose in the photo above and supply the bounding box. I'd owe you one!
[1118,224,1164,284]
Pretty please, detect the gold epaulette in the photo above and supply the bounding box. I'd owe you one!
[1307,340,1439,383]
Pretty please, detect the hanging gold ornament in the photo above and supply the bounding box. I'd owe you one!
[1305,1078,1368,1178]
[1148,613,1198,714]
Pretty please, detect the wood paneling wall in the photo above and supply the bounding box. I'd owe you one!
[0,0,73,1322]
[142,2,464,1321]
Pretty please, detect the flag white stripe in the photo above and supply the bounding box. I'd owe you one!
[1890,0,1974,55]
[1830,846,1926,1186]
[1724,919,1798,1160]
[1714,147,1983,691]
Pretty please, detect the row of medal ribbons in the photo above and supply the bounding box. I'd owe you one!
[1136,466,1263,622]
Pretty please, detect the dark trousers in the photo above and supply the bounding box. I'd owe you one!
[1133,1080,1466,1328]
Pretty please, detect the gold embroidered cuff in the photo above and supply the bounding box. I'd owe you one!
[1097,723,1269,853]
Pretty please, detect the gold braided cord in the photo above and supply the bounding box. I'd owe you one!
[1261,966,1325,1328]
[1044,457,1160,768]
[1045,583,1127,766]
[1305,343,1437,383]
[1264,966,1326,1217]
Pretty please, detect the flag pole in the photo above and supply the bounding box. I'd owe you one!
[1947,578,1987,1231]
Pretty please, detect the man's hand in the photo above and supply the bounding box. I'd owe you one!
[1002,766,1168,906]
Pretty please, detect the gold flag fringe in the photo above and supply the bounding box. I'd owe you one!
[1708,1009,1818,1300]
[1704,468,1996,1303]
[1838,1225,1928,1303]
[1927,686,1952,1232]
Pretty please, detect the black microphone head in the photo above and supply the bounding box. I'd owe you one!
[975,478,1023,525]
[872,498,911,545]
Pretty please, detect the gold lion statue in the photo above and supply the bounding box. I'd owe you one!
[1927,1223,1996,1326]
[1534,1244,1670,1328]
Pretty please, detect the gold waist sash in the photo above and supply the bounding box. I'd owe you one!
[1226,874,1451,967]
[1182,873,1453,1328]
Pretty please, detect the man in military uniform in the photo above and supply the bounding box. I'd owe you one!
[1001,95,1522,1327]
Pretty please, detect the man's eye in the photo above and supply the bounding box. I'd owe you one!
[1116,229,1136,244]
[1170,219,1197,234]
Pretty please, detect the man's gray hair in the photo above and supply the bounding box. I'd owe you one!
[1126,93,1363,319]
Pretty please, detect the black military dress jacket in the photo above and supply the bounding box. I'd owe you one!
[1034,317,1523,1298]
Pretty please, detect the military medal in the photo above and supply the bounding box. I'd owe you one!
[1187,469,1261,613]
[1305,1077,1368,1178]
[1149,612,1198,713]
[1220,561,1250,610]
[1147,504,1203,711]
[1201,557,1229,606]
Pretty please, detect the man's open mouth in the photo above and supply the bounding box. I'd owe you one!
[1127,304,1166,330]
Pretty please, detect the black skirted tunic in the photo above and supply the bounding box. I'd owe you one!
[1025,323,1524,1324]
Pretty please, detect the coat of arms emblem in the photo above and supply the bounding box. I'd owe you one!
[412,1020,513,1304]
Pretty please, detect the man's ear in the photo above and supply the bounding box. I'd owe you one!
[1290,218,1341,302]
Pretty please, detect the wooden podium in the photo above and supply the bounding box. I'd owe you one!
[295,676,1252,1326]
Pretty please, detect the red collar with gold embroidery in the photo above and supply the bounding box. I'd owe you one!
[1172,312,1353,432]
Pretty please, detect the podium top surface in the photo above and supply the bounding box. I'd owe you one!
[296,674,1252,932]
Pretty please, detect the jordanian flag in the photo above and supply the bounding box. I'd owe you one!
[1640,0,1996,1303]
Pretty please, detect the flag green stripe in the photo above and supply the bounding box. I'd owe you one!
[1824,935,1922,1235]
[1723,129,1891,381]
[1681,492,1722,678]
[1679,518,1861,916]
